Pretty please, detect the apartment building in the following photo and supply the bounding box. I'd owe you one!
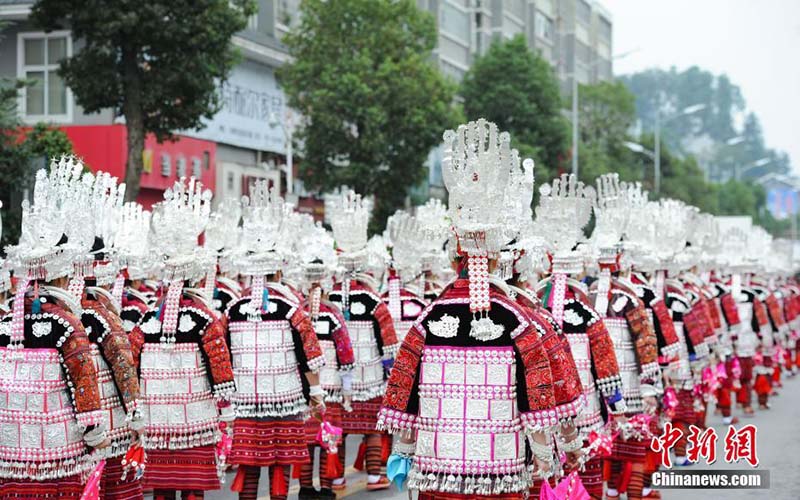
[0,0,611,205]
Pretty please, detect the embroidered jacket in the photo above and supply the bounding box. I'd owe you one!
[120,287,150,333]
[225,282,325,418]
[379,279,578,496]
[382,284,429,344]
[512,288,584,421]
[81,288,143,458]
[734,286,764,359]
[537,283,624,432]
[131,293,235,451]
[330,279,399,402]
[0,292,104,481]
[312,299,355,403]
[629,273,682,364]
[598,279,661,413]
[664,280,705,384]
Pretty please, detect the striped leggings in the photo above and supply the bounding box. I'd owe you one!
[237,465,291,500]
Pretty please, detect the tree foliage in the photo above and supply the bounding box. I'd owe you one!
[278,0,459,228]
[460,35,568,181]
[620,66,791,181]
[0,81,74,249]
[31,0,255,201]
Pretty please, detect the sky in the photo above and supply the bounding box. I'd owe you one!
[605,0,800,173]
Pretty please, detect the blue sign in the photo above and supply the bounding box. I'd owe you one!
[766,188,799,219]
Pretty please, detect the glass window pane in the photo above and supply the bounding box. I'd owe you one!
[47,37,67,63]
[24,38,44,65]
[48,70,66,115]
[26,71,45,115]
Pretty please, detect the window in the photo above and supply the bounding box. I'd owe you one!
[508,0,525,19]
[18,31,72,121]
[440,2,470,43]
[247,13,258,31]
[577,0,592,25]
[160,153,172,177]
[192,157,202,178]
[176,156,187,178]
[535,11,554,42]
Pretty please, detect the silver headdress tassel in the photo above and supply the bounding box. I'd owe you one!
[534,173,594,328]
[328,189,371,320]
[589,173,630,316]
[442,118,521,340]
[149,177,213,346]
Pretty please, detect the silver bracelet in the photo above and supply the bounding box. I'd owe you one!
[530,439,553,462]
[309,385,325,398]
[560,437,583,453]
[393,440,416,456]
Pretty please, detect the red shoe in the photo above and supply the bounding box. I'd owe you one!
[366,477,391,491]
[331,480,347,491]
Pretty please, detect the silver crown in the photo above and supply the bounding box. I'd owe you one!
[10,156,87,281]
[442,119,515,256]
[535,173,595,258]
[114,202,152,280]
[149,177,213,282]
[328,189,370,254]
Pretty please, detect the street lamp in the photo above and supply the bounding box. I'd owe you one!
[624,141,658,188]
[623,141,655,159]
[268,108,296,195]
[653,103,706,194]
[736,157,771,181]
[570,48,639,177]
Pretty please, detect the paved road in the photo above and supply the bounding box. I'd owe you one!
[664,373,800,500]
[203,375,799,499]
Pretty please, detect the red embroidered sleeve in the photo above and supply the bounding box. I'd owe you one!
[200,315,236,396]
[514,323,555,413]
[652,299,680,354]
[532,313,583,410]
[56,308,102,415]
[329,308,355,368]
[765,295,785,328]
[707,299,723,330]
[753,299,770,329]
[720,293,741,326]
[289,307,325,372]
[373,301,399,356]
[586,318,620,381]
[97,306,141,413]
[127,325,145,371]
[625,303,660,381]
[379,323,425,431]
[682,306,707,348]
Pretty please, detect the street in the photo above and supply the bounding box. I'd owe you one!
[203,375,798,499]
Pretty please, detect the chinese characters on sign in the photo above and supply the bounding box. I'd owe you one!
[651,424,758,468]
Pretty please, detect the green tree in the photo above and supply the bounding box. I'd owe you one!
[460,35,568,180]
[278,0,459,228]
[574,80,641,184]
[620,66,791,181]
[31,0,256,202]
[0,82,74,248]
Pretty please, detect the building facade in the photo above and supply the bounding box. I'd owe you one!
[0,0,299,209]
[419,0,614,194]
[0,0,611,206]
